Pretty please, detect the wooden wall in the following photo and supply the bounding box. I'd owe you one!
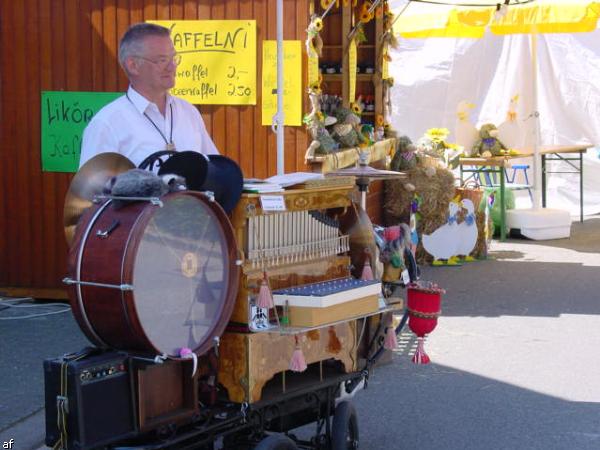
[0,0,313,296]
[0,0,386,296]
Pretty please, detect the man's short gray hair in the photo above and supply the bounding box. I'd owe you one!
[118,23,171,70]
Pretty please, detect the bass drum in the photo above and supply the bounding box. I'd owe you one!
[67,191,240,357]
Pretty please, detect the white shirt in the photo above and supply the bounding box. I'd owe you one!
[80,86,219,167]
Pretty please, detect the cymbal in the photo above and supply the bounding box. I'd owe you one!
[64,153,135,245]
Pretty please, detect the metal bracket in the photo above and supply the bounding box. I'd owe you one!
[94,194,163,207]
[63,277,134,291]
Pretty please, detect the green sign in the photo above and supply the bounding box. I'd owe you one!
[41,91,121,172]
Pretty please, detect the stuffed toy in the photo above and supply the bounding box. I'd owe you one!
[105,169,186,209]
[390,135,418,171]
[331,106,367,148]
[304,88,340,159]
[472,123,507,157]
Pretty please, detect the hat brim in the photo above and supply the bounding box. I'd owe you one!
[202,154,243,214]
[158,152,243,214]
[158,151,208,191]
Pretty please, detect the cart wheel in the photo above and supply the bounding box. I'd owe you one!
[254,433,298,450]
[331,401,359,450]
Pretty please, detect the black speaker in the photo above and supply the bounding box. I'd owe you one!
[44,349,136,449]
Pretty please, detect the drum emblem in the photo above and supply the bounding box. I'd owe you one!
[181,252,199,278]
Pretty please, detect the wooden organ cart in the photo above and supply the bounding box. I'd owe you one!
[46,153,409,450]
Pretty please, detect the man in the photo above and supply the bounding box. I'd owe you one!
[80,23,219,168]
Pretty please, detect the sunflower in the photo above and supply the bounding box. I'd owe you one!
[376,114,385,127]
[351,102,363,115]
[312,17,323,32]
[321,0,337,9]
[359,1,374,23]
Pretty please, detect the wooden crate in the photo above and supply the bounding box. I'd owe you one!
[285,295,379,327]
[219,321,357,403]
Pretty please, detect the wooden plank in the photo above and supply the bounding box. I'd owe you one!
[102,0,118,91]
[27,0,46,286]
[116,0,131,89]
[224,0,241,162]
[183,0,198,19]
[90,0,105,88]
[266,0,277,176]
[252,0,268,179]
[130,0,145,24]
[170,0,184,19]
[0,0,6,284]
[12,1,33,286]
[238,0,254,177]
[0,1,16,284]
[209,1,226,155]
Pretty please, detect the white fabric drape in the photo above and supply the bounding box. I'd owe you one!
[389,2,600,215]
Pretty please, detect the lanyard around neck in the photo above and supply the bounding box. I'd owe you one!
[126,92,175,150]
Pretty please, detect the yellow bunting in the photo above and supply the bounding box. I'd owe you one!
[261,40,302,126]
[382,46,389,80]
[308,54,320,88]
[348,38,357,103]
[150,20,257,105]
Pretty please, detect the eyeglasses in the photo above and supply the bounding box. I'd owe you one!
[135,53,182,68]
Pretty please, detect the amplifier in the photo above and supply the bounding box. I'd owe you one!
[44,349,136,450]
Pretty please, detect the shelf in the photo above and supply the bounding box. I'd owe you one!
[306,137,397,174]
[322,44,375,49]
[322,73,375,81]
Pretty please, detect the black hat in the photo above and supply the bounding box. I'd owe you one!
[158,151,243,214]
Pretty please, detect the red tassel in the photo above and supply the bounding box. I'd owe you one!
[289,335,307,372]
[256,272,274,309]
[412,337,431,364]
[384,326,397,350]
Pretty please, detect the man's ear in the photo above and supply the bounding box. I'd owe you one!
[124,56,140,76]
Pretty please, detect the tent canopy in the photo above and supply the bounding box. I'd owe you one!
[395,0,600,38]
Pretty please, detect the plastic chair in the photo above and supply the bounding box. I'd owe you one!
[506,164,533,202]
[475,164,533,202]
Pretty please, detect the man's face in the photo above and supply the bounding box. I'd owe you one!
[134,35,177,92]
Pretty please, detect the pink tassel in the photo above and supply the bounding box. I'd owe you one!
[360,259,374,280]
[256,272,274,309]
[412,337,431,364]
[384,326,397,350]
[289,335,307,372]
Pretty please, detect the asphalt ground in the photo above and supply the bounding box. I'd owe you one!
[1,217,599,449]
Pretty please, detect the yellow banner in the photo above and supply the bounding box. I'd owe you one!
[151,20,256,105]
[382,46,389,80]
[261,40,302,126]
[348,38,357,103]
[308,54,320,87]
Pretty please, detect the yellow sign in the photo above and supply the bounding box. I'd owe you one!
[261,40,302,126]
[348,38,357,103]
[151,20,256,105]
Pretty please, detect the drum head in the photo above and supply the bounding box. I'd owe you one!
[129,193,237,357]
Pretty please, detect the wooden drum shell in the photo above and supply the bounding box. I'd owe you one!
[67,191,240,357]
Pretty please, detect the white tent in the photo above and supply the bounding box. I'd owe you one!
[389,0,600,216]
